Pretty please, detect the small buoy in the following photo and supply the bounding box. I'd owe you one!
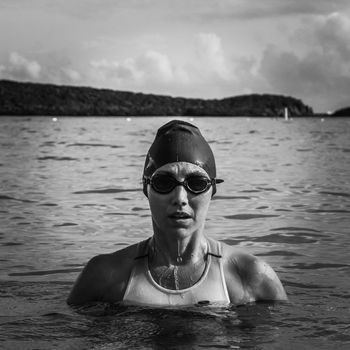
[189,117,194,122]
[126,117,131,122]
[321,118,325,122]
[52,117,58,122]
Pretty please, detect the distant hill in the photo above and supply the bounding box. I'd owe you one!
[332,107,350,116]
[0,80,314,117]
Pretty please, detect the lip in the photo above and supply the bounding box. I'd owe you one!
[168,211,192,219]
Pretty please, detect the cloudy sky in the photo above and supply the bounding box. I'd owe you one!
[1,0,350,112]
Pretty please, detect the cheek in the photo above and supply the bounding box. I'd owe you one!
[191,194,211,218]
[148,191,167,216]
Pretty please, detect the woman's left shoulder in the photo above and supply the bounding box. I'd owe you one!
[219,241,288,301]
[219,240,254,265]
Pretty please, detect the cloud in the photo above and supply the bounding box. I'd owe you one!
[61,68,81,83]
[85,33,234,96]
[257,12,350,111]
[199,0,350,20]
[88,50,191,95]
[138,51,174,82]
[5,0,347,24]
[0,0,155,20]
[0,52,41,80]
[195,33,231,79]
[0,52,84,87]
[313,12,350,57]
[90,58,139,82]
[2,10,350,112]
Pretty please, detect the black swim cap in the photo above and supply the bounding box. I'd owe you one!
[143,120,220,196]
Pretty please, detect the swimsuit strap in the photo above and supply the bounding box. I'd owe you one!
[206,238,230,303]
[207,251,222,258]
[206,237,222,259]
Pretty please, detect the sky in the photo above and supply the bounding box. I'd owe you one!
[1,0,350,112]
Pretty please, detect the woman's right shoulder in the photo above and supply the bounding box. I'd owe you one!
[67,239,150,305]
[87,239,148,272]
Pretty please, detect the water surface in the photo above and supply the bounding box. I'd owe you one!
[0,117,349,349]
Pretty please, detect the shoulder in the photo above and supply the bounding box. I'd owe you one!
[83,244,136,280]
[220,241,288,302]
[67,241,145,305]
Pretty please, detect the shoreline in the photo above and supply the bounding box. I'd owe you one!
[0,79,315,117]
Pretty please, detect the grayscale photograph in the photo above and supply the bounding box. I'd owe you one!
[0,1,349,349]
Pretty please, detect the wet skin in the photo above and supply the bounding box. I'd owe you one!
[67,162,287,305]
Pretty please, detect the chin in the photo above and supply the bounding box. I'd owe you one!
[168,226,197,239]
[152,219,200,239]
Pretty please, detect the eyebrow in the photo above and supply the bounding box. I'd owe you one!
[155,170,208,177]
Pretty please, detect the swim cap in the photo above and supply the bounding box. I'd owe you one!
[143,120,220,196]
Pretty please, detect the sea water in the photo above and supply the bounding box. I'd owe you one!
[0,116,349,349]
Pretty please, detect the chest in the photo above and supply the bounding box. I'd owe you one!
[123,256,230,306]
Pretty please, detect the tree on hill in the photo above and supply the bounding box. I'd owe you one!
[0,80,314,117]
[332,107,350,116]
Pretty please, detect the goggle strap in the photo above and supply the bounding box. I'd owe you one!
[143,176,224,184]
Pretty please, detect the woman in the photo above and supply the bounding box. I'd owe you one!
[67,120,287,306]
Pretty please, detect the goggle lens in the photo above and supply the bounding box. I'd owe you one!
[152,175,177,193]
[186,177,210,193]
[145,175,222,194]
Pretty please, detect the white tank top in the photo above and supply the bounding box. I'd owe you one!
[123,238,230,306]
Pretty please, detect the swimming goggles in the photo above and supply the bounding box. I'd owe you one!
[143,174,224,194]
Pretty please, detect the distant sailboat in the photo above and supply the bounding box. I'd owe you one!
[284,107,289,121]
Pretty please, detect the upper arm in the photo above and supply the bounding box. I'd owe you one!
[222,245,287,304]
[244,256,288,301]
[67,255,109,305]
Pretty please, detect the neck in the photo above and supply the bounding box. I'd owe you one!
[150,229,207,266]
[148,232,209,290]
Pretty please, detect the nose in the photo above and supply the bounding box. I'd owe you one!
[171,184,189,206]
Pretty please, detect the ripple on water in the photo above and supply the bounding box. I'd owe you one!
[296,148,313,152]
[319,191,350,198]
[2,242,23,246]
[222,230,320,245]
[53,222,78,227]
[224,214,280,220]
[240,189,260,193]
[67,142,124,148]
[283,262,350,270]
[212,195,253,200]
[270,226,322,233]
[105,212,137,216]
[73,188,139,194]
[284,280,335,290]
[305,209,350,213]
[0,195,36,203]
[39,141,56,147]
[37,156,79,161]
[255,250,303,257]
[268,227,325,243]
[256,187,279,192]
[131,207,148,212]
[8,267,82,277]
[255,233,319,244]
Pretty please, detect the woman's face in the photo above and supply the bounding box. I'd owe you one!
[147,162,212,240]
